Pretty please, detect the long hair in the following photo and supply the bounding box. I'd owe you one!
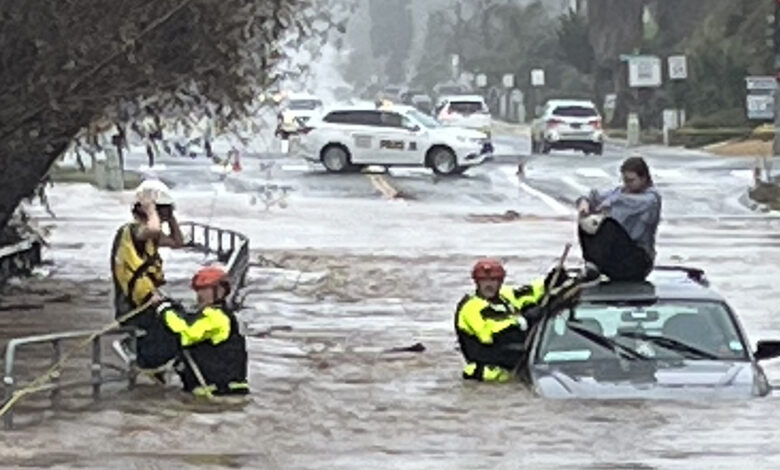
[620,155,653,187]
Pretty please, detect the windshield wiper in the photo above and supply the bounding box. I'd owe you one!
[617,331,720,360]
[565,322,647,361]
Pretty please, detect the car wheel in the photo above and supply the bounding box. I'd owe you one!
[428,147,458,175]
[321,145,350,173]
[594,143,603,155]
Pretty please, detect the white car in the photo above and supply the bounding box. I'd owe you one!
[436,95,492,134]
[276,93,324,138]
[290,104,492,175]
[531,99,604,155]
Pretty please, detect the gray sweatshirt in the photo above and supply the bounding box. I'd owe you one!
[582,186,662,259]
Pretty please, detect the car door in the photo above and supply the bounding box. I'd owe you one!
[344,110,382,165]
[375,111,418,165]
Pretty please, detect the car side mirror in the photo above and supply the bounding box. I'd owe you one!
[754,340,780,361]
[406,124,420,132]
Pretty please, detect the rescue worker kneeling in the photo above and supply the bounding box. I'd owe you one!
[156,266,249,396]
[455,259,557,383]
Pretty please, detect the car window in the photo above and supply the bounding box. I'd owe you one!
[405,109,440,129]
[536,300,748,363]
[449,101,487,114]
[323,110,381,126]
[552,106,598,118]
[379,111,403,128]
[288,99,322,110]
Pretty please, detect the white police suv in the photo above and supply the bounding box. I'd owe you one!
[290,103,492,175]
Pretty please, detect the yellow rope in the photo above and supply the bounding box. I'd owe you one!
[0,299,154,420]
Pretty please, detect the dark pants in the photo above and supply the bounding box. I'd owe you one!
[124,309,179,370]
[578,217,652,282]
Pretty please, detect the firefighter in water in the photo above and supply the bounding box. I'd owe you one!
[455,259,574,382]
[111,179,184,373]
[156,266,249,397]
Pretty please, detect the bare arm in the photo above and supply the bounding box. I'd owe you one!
[159,214,184,248]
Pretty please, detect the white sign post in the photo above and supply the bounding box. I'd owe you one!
[530,69,545,87]
[668,55,687,80]
[475,73,487,88]
[628,56,662,88]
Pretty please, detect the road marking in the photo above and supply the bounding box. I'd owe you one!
[501,166,573,216]
[281,164,311,172]
[367,174,399,199]
[561,175,590,194]
[575,168,609,178]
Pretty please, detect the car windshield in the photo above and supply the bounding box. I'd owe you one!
[552,105,598,118]
[289,99,322,110]
[405,109,440,129]
[536,300,748,364]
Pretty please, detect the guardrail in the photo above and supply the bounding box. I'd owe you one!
[1,222,250,429]
[3,327,140,429]
[180,221,250,307]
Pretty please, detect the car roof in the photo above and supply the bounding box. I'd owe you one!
[578,267,726,304]
[287,92,320,100]
[440,94,485,102]
[318,103,417,115]
[545,99,596,108]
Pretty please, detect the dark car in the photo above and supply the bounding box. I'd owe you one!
[524,267,780,399]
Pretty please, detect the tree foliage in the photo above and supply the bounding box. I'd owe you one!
[368,0,413,83]
[0,0,345,230]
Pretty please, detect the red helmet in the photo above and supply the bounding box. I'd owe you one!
[471,258,506,282]
[191,266,231,292]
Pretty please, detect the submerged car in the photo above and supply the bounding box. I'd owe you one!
[523,267,780,399]
[290,103,492,175]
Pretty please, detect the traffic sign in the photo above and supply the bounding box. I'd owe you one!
[628,56,662,87]
[531,69,545,87]
[475,73,487,88]
[668,55,687,80]
[502,73,515,88]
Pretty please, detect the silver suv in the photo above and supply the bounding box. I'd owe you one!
[531,99,604,155]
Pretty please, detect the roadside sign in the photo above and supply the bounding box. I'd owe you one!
[747,94,775,120]
[746,76,777,91]
[668,55,687,80]
[502,73,515,88]
[531,69,545,87]
[628,56,662,88]
[476,73,487,88]
[451,54,460,68]
[603,93,617,110]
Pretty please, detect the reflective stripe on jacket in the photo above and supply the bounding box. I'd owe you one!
[455,280,546,382]
[161,302,249,395]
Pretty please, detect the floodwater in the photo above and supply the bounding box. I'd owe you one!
[4,139,780,469]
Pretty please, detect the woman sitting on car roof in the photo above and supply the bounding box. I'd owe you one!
[576,155,662,282]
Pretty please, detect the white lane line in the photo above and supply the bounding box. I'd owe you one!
[561,175,590,194]
[281,164,311,172]
[501,166,573,216]
[575,168,609,178]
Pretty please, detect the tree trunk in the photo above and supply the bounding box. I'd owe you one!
[586,0,644,128]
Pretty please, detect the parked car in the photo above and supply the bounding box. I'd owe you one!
[531,99,604,155]
[275,92,324,139]
[410,94,434,115]
[289,103,492,175]
[436,95,492,135]
[523,266,780,399]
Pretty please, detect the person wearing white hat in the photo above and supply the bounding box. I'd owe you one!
[110,179,184,374]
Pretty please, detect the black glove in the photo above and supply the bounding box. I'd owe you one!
[544,266,573,291]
